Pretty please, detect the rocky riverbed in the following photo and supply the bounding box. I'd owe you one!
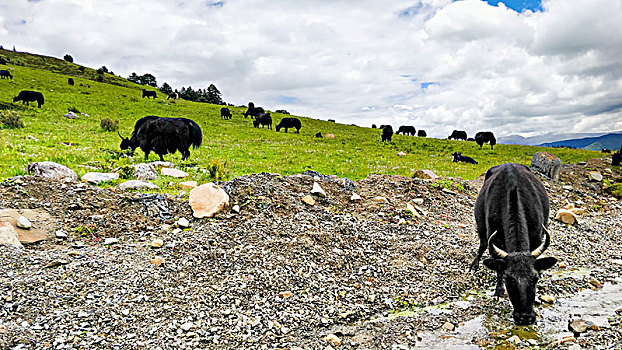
[1,157,622,349]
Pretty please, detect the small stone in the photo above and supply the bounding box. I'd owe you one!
[81,172,119,184]
[104,238,118,245]
[539,295,555,304]
[180,322,193,331]
[133,163,158,180]
[412,169,438,179]
[16,216,31,229]
[398,218,406,224]
[324,333,342,347]
[179,181,198,189]
[350,192,361,201]
[150,256,165,267]
[161,167,189,178]
[117,180,160,191]
[569,319,592,334]
[177,218,190,228]
[55,230,68,239]
[311,182,327,197]
[412,198,424,205]
[589,277,603,289]
[301,195,316,206]
[555,209,578,225]
[508,335,521,344]
[562,185,574,191]
[406,202,421,218]
[278,291,293,298]
[397,151,407,156]
[373,196,389,204]
[232,204,240,213]
[150,239,164,248]
[586,171,603,182]
[442,321,455,331]
[45,259,69,268]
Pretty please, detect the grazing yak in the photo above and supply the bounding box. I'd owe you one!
[220,107,232,120]
[371,124,377,129]
[167,93,179,100]
[417,130,427,137]
[602,148,611,153]
[276,117,302,133]
[315,132,323,138]
[448,130,467,141]
[467,137,476,142]
[253,113,272,129]
[68,77,74,85]
[0,70,13,79]
[119,116,202,161]
[612,146,622,166]
[475,131,496,149]
[380,125,393,142]
[396,125,416,136]
[470,163,557,325]
[244,102,265,119]
[452,152,478,164]
[13,90,44,108]
[142,89,157,99]
[275,109,290,115]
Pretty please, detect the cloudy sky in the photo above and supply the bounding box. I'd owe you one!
[1,0,621,138]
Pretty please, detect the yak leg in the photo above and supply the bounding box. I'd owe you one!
[494,272,505,297]
[469,232,488,271]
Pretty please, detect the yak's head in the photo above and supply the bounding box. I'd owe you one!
[118,132,136,153]
[452,152,462,162]
[483,228,557,325]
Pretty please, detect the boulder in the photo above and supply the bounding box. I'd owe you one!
[179,181,198,190]
[161,167,189,178]
[117,180,160,191]
[189,183,230,218]
[586,171,603,182]
[27,161,77,181]
[133,163,158,180]
[81,172,119,184]
[412,169,439,179]
[531,152,561,181]
[0,222,23,248]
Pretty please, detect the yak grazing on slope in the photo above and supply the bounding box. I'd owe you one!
[119,116,202,161]
[275,117,302,133]
[470,163,557,325]
[142,89,157,99]
[475,131,496,149]
[244,102,265,119]
[13,90,44,108]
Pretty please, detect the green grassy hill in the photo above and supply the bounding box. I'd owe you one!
[0,49,602,189]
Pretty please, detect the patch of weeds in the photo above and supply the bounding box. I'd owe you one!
[100,118,119,132]
[74,224,95,237]
[207,159,229,180]
[0,110,24,129]
[117,165,134,179]
[603,179,622,199]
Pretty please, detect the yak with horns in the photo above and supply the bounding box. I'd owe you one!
[119,116,202,161]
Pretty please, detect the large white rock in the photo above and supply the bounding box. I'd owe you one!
[161,167,189,178]
[189,183,230,218]
[81,172,119,184]
[0,222,23,248]
[133,163,158,180]
[27,161,77,181]
[117,180,160,191]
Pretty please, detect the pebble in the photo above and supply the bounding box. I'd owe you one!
[311,182,327,197]
[16,215,31,229]
[301,195,316,206]
[104,238,119,245]
[55,230,68,239]
[150,239,164,248]
[441,322,455,331]
[177,217,190,228]
[350,192,361,201]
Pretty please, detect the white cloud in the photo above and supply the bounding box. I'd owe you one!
[0,0,620,138]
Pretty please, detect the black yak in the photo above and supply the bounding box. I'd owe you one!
[119,116,202,161]
[167,93,179,100]
[275,117,302,133]
[0,70,13,79]
[417,129,427,137]
[253,113,272,129]
[13,90,44,108]
[244,102,265,119]
[612,146,622,166]
[220,107,232,120]
[380,125,393,142]
[452,152,478,164]
[142,89,157,99]
[68,77,74,85]
[470,163,557,325]
[448,130,467,141]
[396,125,416,136]
[475,131,496,149]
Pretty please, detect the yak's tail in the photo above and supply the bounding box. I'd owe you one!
[187,119,203,149]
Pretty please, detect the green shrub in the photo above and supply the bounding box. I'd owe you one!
[207,159,229,180]
[100,118,119,132]
[0,110,24,129]
[604,180,622,199]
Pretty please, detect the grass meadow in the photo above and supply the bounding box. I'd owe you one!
[0,50,601,191]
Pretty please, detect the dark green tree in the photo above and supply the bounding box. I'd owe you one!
[128,72,140,84]
[160,82,173,95]
[206,84,224,105]
[138,73,157,87]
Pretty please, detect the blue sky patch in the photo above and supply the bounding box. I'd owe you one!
[484,0,543,12]
[205,1,224,7]
[421,82,438,89]
[277,95,298,104]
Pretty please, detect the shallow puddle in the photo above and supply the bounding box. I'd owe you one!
[378,281,622,348]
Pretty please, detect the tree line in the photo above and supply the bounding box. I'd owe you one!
[127,72,225,105]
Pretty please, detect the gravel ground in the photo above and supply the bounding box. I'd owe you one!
[1,157,622,349]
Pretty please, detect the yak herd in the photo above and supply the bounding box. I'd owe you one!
[5,66,622,327]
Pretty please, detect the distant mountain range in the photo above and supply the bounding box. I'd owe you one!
[498,131,622,151]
